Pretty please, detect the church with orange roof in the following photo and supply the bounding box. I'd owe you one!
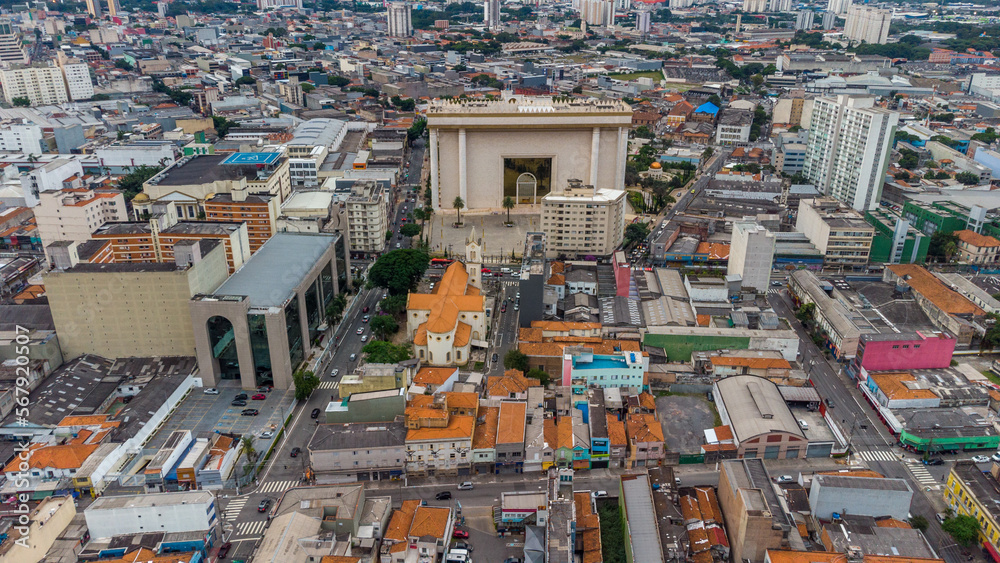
[406,230,487,366]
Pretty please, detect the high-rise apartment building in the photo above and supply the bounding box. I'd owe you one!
[0,65,70,106]
[484,0,501,31]
[0,21,27,68]
[821,10,837,28]
[636,9,651,34]
[107,0,121,17]
[346,180,390,254]
[36,187,128,259]
[843,4,891,44]
[803,95,898,211]
[58,58,95,101]
[0,123,43,154]
[387,2,413,37]
[579,0,615,26]
[795,10,815,30]
[728,220,775,293]
[540,180,625,258]
[203,188,279,254]
[768,0,792,11]
[795,198,874,267]
[827,0,851,15]
[743,0,767,12]
[85,0,102,18]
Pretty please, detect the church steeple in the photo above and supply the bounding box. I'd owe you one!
[465,227,482,289]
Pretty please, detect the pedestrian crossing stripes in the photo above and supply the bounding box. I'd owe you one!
[222,497,248,520]
[501,280,520,287]
[856,449,899,462]
[234,520,267,539]
[258,479,297,494]
[767,288,782,295]
[906,462,941,489]
[317,381,339,390]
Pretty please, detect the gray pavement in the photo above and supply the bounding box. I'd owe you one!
[656,394,716,454]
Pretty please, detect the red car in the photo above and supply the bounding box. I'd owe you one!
[217,542,232,559]
[453,530,469,539]
[482,268,492,274]
[252,393,266,400]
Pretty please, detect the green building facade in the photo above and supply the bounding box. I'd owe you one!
[865,209,930,264]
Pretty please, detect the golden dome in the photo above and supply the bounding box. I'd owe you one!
[650,162,662,169]
[132,193,149,202]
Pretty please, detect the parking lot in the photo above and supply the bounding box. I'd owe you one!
[147,380,295,449]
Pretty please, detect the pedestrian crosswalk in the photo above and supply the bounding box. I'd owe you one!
[906,461,941,490]
[767,288,783,295]
[258,479,297,494]
[500,280,520,287]
[222,497,248,520]
[233,519,267,539]
[856,448,900,462]
[317,381,339,390]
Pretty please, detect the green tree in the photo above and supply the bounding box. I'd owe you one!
[212,116,239,137]
[908,515,929,532]
[400,223,421,238]
[370,315,399,340]
[117,165,164,200]
[453,196,465,225]
[624,222,650,246]
[368,249,430,295]
[241,435,257,461]
[11,97,29,107]
[928,231,959,263]
[328,75,350,87]
[325,292,348,323]
[292,369,320,401]
[526,368,550,385]
[504,349,529,372]
[707,94,722,107]
[502,196,515,224]
[898,148,919,170]
[91,93,111,101]
[362,340,413,363]
[633,125,655,139]
[301,83,316,93]
[407,117,426,143]
[955,171,980,185]
[114,59,134,71]
[236,75,256,86]
[313,41,326,50]
[379,294,408,315]
[942,514,981,547]
[795,302,816,324]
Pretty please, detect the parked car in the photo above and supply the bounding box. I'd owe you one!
[453,542,473,551]
[290,447,301,458]
[260,430,274,439]
[992,452,1000,463]
[973,455,991,464]
[503,558,523,563]
[218,542,232,558]
[252,394,266,400]
[453,530,469,539]
[350,353,357,362]
[491,353,499,363]
[231,400,247,407]
[458,481,474,490]
[258,498,271,513]
[924,458,944,466]
[203,388,220,395]
[257,385,272,392]
[241,409,259,416]
[311,408,321,419]
[824,398,833,408]
[776,475,795,483]
[234,393,248,400]
[591,490,608,498]
[771,281,783,286]
[936,513,947,524]
[435,491,452,500]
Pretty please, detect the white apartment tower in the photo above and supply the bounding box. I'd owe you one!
[743,0,768,13]
[803,95,899,212]
[540,180,626,258]
[107,0,121,17]
[827,0,851,15]
[0,65,70,106]
[728,220,775,293]
[484,0,501,31]
[0,20,27,68]
[346,180,390,254]
[580,0,615,27]
[58,58,95,101]
[843,5,891,44]
[768,0,792,11]
[387,2,413,37]
[796,10,815,31]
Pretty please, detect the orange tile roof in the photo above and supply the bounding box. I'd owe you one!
[544,418,558,450]
[557,416,573,450]
[443,392,479,410]
[386,499,419,542]
[606,414,626,446]
[406,414,475,442]
[695,242,730,260]
[3,443,99,472]
[626,413,664,444]
[680,494,702,522]
[869,371,939,401]
[454,322,472,347]
[531,320,601,331]
[518,340,641,358]
[888,264,984,316]
[547,273,566,285]
[956,229,1000,248]
[101,548,198,563]
[639,392,656,411]
[407,262,484,334]
[550,262,566,274]
[695,487,723,523]
[696,314,711,326]
[876,518,912,529]
[713,425,734,441]
[320,557,362,563]
[519,327,544,342]
[497,402,527,445]
[487,369,540,397]
[406,406,449,420]
[58,415,116,427]
[573,492,603,563]
[413,367,458,386]
[710,356,791,369]
[409,506,450,539]
[473,406,500,450]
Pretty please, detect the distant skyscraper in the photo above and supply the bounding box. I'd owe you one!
[803,95,899,211]
[843,4,891,45]
[669,0,695,7]
[484,0,501,31]
[86,0,102,18]
[827,0,851,15]
[157,1,167,17]
[387,2,413,37]
[821,10,837,29]
[107,0,120,17]
[768,0,791,12]
[728,220,775,293]
[636,9,651,34]
[795,10,814,31]
[580,0,614,26]
[742,0,767,12]
[0,20,28,67]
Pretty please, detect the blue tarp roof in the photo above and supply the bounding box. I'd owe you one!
[695,102,719,115]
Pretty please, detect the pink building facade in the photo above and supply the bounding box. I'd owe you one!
[850,331,955,374]
[612,250,630,298]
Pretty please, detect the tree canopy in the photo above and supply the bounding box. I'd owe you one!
[504,349,529,372]
[362,340,413,363]
[624,223,650,246]
[368,249,430,296]
[292,369,319,401]
[942,514,980,547]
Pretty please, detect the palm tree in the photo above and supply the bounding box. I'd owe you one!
[412,207,426,241]
[241,436,257,462]
[453,196,464,225]
[502,196,515,225]
[423,206,435,247]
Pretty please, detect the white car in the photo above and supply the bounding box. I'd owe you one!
[361,335,369,342]
[203,388,220,395]
[260,430,274,439]
[330,368,340,377]
[591,490,608,498]
[357,327,365,335]
[973,455,991,464]
[992,452,1000,463]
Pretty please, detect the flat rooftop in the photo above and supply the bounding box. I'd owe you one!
[88,490,213,510]
[211,232,338,308]
[153,153,284,186]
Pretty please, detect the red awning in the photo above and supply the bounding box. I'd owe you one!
[984,540,1000,563]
